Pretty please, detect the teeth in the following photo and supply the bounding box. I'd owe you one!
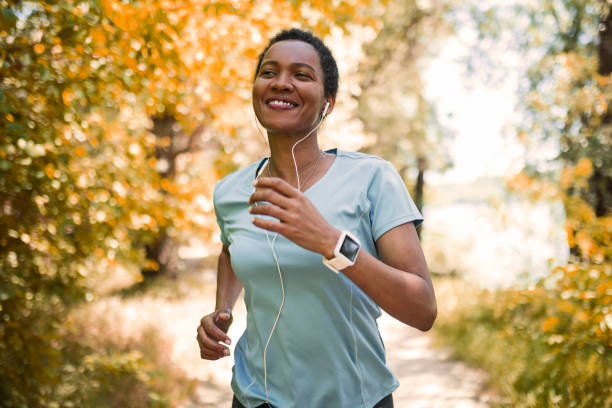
[268,100,295,107]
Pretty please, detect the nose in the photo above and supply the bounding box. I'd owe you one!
[271,71,292,92]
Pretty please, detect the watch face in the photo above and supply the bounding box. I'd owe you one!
[339,234,360,262]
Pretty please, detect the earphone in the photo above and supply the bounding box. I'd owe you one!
[321,101,330,119]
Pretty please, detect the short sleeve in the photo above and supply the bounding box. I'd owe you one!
[213,182,230,246]
[367,160,423,241]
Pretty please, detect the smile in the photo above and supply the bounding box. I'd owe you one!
[266,99,298,109]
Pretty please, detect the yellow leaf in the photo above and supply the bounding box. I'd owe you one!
[45,163,55,178]
[158,136,172,148]
[62,89,73,105]
[160,178,176,193]
[542,316,559,331]
[34,43,45,54]
[574,158,593,178]
[75,146,86,157]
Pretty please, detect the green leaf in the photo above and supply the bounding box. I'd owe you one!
[0,8,17,31]
[7,122,26,135]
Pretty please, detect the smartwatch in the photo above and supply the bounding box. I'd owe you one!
[322,231,361,273]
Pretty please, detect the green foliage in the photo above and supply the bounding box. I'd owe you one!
[465,0,611,220]
[435,270,612,408]
[0,1,169,403]
[434,2,612,407]
[51,324,192,408]
[355,0,454,174]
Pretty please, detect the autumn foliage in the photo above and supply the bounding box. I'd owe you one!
[435,1,612,406]
[0,0,378,405]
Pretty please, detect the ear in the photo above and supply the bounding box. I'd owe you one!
[321,96,336,119]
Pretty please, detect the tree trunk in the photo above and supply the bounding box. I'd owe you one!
[414,156,426,212]
[594,4,612,218]
[414,156,427,239]
[569,4,612,259]
[142,115,181,278]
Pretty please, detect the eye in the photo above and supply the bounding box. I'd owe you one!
[295,72,312,79]
[260,70,275,77]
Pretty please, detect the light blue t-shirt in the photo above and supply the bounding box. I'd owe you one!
[213,150,423,408]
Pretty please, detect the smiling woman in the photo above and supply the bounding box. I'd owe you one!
[196,28,436,408]
[252,39,330,139]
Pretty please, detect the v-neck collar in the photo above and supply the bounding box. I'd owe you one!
[253,148,339,195]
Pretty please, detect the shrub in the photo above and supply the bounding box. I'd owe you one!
[435,263,612,408]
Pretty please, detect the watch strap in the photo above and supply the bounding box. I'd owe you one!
[322,231,360,273]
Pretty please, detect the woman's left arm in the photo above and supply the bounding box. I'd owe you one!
[249,177,437,331]
[341,222,437,331]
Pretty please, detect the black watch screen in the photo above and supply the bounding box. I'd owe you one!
[339,234,360,262]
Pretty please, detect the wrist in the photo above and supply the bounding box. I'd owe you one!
[214,307,232,315]
[322,230,362,273]
[322,228,341,259]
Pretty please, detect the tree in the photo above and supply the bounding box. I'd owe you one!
[434,2,612,405]
[502,0,611,261]
[0,0,380,404]
[354,0,454,215]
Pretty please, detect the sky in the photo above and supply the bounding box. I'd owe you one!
[422,30,526,185]
[323,18,529,187]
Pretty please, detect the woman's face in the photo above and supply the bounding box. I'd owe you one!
[252,40,328,137]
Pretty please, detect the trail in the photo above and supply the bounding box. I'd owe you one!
[174,272,490,408]
[377,313,490,408]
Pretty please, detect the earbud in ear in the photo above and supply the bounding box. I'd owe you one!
[321,101,330,118]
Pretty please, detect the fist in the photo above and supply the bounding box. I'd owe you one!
[196,309,233,360]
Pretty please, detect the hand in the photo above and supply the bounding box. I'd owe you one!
[196,309,233,360]
[248,177,340,258]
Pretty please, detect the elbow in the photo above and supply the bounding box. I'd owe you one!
[415,301,437,332]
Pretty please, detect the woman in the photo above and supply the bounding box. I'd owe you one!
[196,28,436,408]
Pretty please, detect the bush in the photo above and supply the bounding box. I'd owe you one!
[53,302,196,408]
[434,264,612,408]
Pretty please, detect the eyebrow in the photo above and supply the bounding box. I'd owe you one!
[260,60,317,73]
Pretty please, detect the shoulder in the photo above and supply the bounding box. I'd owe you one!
[214,159,263,201]
[336,150,388,165]
[335,150,398,180]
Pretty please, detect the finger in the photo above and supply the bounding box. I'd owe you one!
[252,216,287,235]
[197,333,230,359]
[201,317,232,344]
[254,177,299,198]
[248,188,293,207]
[198,325,230,354]
[249,204,288,222]
[196,333,219,360]
[200,345,230,360]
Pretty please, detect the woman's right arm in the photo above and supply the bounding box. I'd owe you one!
[197,244,243,360]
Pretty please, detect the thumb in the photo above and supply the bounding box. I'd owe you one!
[215,309,233,332]
[215,309,232,322]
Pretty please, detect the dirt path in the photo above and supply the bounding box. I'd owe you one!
[377,313,490,408]
[178,288,490,408]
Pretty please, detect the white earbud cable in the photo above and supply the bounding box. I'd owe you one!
[249,104,328,405]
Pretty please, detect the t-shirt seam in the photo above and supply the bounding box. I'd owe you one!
[374,213,423,240]
[364,382,400,408]
[337,150,388,163]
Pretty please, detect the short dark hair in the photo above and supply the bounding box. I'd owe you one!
[254,28,339,98]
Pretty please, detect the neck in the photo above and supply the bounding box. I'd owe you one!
[267,131,322,186]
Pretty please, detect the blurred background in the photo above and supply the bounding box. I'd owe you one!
[1,0,610,407]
